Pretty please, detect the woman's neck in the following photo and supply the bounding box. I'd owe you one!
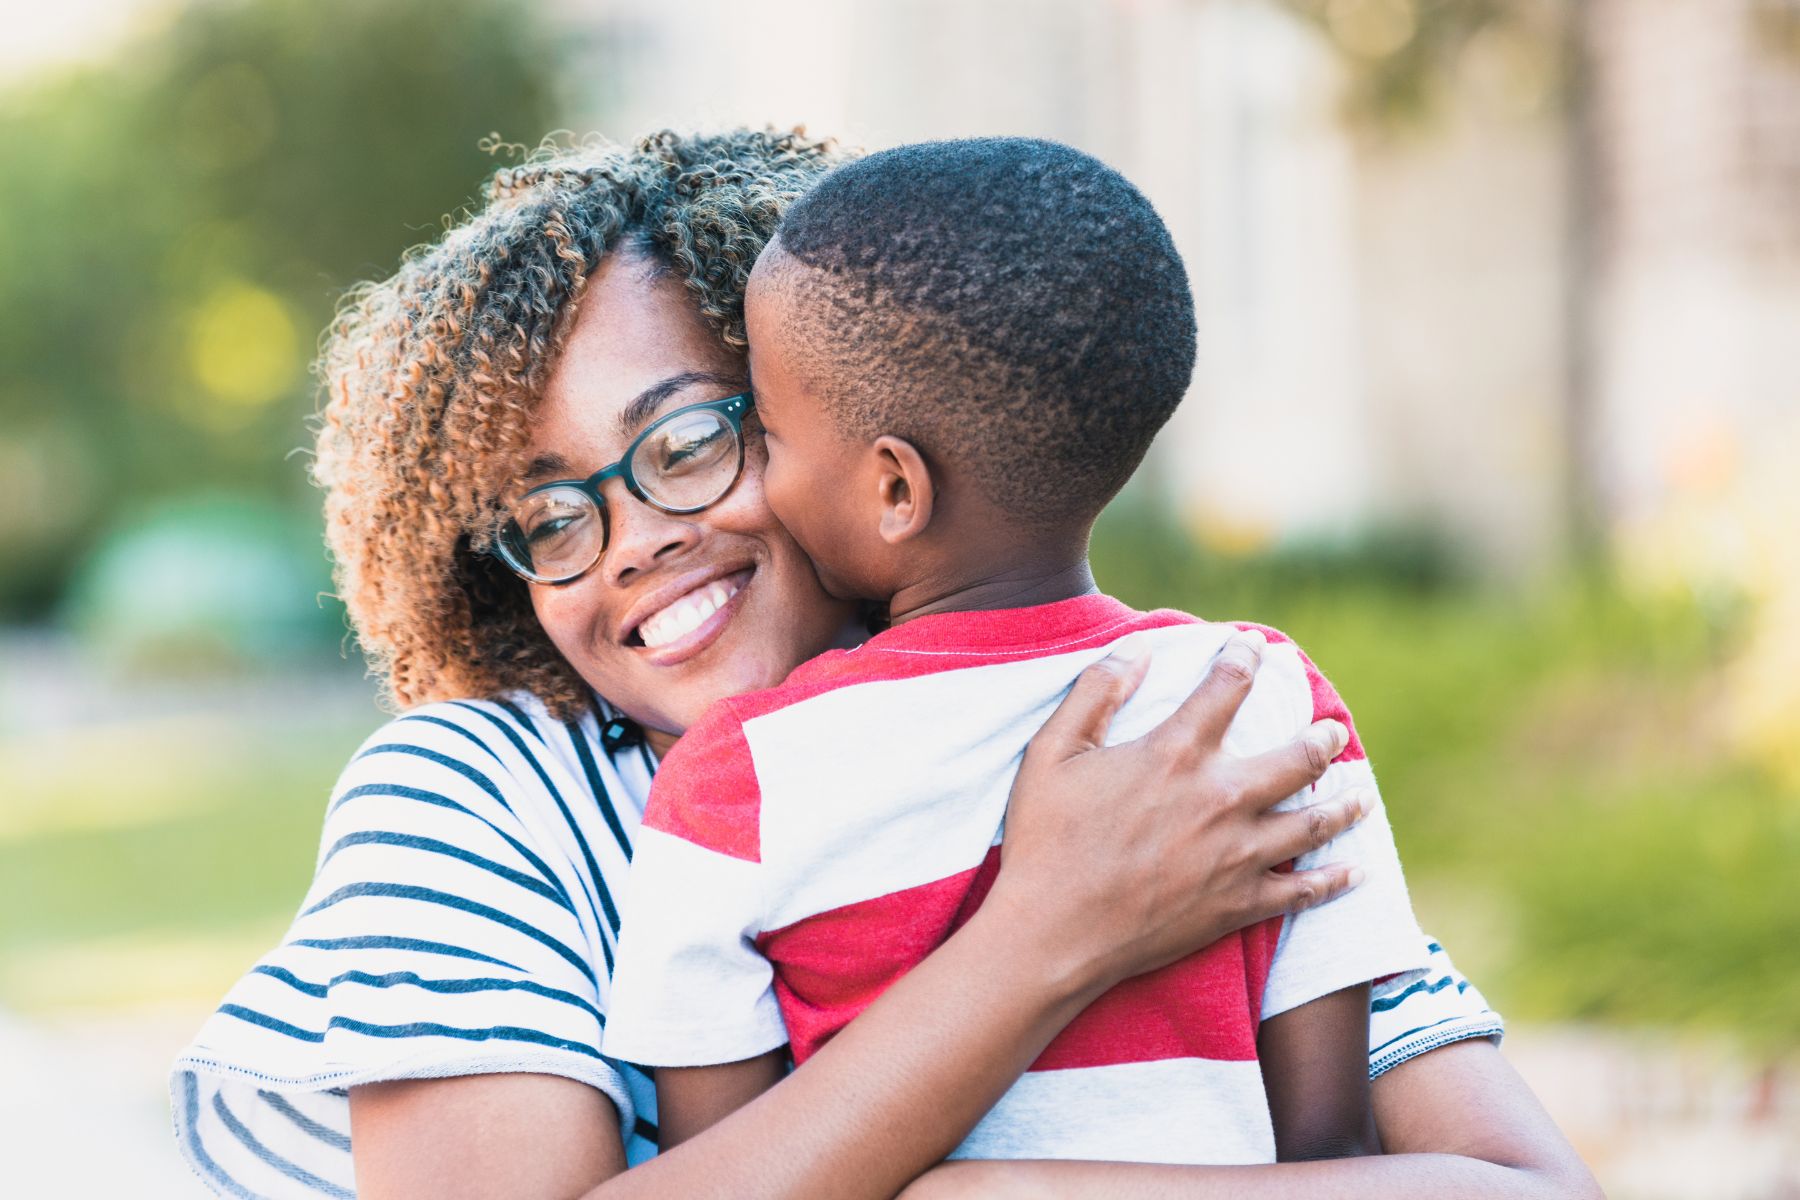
[643,724,681,760]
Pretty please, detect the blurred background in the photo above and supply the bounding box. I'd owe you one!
[2,0,1796,1194]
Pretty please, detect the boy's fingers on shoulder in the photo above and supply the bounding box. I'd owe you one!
[1238,726,1347,807]
[1266,862,1363,916]
[1303,719,1350,774]
[1162,630,1265,747]
[1035,645,1152,756]
[1263,790,1372,862]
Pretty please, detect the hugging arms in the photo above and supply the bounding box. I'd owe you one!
[171,128,1598,1200]
[325,650,1590,1200]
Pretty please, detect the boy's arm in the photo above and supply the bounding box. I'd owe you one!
[1257,981,1379,1160]
[602,703,788,1069]
[656,1051,789,1149]
[1249,630,1430,1043]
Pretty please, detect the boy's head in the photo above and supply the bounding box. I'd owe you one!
[744,136,1196,607]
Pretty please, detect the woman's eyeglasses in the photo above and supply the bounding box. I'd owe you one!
[493,392,754,585]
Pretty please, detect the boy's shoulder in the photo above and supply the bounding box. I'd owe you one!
[641,690,768,862]
[1214,618,1367,764]
[1107,609,1367,763]
[642,604,1365,859]
[640,648,875,863]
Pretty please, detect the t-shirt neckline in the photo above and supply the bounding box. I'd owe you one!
[867,592,1139,654]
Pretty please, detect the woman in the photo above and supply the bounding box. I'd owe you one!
[172,129,1597,1199]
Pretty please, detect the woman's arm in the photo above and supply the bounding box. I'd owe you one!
[353,633,1371,1199]
[898,1039,1603,1200]
[1369,1037,1602,1197]
[352,1074,627,1197]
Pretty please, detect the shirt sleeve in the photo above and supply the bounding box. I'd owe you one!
[1368,935,1505,1078]
[170,700,648,1197]
[601,700,789,1068]
[1247,628,1433,1020]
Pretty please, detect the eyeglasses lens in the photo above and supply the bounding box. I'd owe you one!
[632,409,740,511]
[505,485,603,581]
[498,402,744,583]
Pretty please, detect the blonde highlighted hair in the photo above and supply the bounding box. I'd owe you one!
[312,128,847,716]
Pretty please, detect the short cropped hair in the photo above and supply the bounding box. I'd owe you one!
[766,137,1196,526]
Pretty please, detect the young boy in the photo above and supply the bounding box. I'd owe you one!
[603,138,1427,1166]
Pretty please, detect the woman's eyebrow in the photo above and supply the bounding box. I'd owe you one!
[523,452,571,483]
[617,370,746,437]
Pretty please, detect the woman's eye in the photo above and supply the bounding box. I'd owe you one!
[526,515,577,545]
[655,425,729,473]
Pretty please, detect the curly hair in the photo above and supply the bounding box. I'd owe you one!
[312,128,848,718]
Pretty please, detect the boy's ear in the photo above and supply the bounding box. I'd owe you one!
[871,435,935,544]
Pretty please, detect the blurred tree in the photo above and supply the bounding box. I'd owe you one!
[0,0,564,616]
[1272,0,1559,127]
[1269,0,1611,566]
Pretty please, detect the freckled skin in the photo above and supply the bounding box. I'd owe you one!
[523,254,858,754]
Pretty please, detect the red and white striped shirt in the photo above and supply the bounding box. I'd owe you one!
[604,594,1427,1164]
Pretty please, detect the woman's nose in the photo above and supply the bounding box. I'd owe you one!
[601,487,700,586]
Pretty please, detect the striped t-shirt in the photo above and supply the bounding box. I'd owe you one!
[171,694,659,1198]
[604,596,1431,1165]
[172,683,1503,1197]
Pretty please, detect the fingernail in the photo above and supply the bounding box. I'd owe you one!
[1218,636,1261,673]
[1108,635,1150,666]
[1347,866,1366,888]
[1230,628,1267,655]
[1346,787,1373,818]
[1313,719,1348,756]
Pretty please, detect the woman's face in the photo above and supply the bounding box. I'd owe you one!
[521,252,859,750]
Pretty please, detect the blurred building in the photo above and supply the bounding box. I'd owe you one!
[551,0,1799,577]
[1587,0,1800,566]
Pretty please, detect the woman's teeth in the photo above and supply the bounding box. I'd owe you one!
[638,578,742,649]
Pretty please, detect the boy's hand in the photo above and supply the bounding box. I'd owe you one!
[993,630,1370,991]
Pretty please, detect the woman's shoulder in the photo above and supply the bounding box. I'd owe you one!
[345,691,572,778]
[171,690,656,1197]
[314,689,626,923]
[318,691,649,945]
[330,692,644,834]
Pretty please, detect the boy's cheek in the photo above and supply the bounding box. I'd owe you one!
[762,450,842,576]
[760,439,798,527]
[766,471,827,565]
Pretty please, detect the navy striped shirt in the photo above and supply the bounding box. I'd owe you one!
[171,691,1500,1196]
[172,695,658,1197]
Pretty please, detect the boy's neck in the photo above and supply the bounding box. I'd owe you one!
[887,554,1098,626]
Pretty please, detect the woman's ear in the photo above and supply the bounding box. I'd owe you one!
[871,435,935,544]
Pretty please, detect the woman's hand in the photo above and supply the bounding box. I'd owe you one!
[989,628,1370,994]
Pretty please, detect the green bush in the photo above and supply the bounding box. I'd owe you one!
[0,0,562,617]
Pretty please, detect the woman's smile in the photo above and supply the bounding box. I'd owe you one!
[623,564,753,661]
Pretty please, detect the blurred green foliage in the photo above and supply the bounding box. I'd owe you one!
[0,711,375,1011]
[63,494,339,670]
[0,0,562,616]
[1092,504,1799,1046]
[0,720,362,945]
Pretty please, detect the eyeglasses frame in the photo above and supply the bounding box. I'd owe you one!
[494,390,755,585]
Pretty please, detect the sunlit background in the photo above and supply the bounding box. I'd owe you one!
[2,0,1796,1195]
